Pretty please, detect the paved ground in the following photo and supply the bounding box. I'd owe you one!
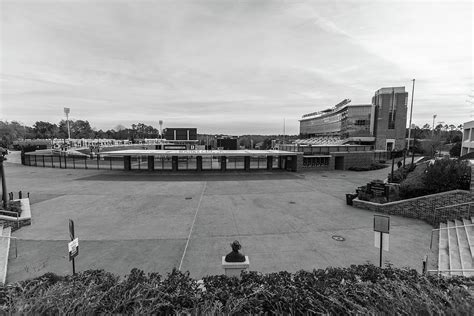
[4,156,432,282]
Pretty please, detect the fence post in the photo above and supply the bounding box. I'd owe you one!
[97,154,100,170]
[64,155,67,169]
[59,155,62,168]
[34,155,37,166]
[73,156,75,169]
[110,158,112,170]
[43,155,45,167]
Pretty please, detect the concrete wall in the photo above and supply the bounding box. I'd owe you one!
[330,151,375,170]
[352,190,473,227]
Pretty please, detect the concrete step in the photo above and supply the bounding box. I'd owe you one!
[455,219,474,277]
[0,226,11,285]
[438,222,449,275]
[462,218,474,260]
[447,221,463,276]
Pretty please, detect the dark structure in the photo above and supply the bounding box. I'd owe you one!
[163,128,197,141]
[217,137,238,150]
[225,240,246,262]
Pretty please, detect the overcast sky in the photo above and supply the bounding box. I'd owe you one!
[0,0,472,135]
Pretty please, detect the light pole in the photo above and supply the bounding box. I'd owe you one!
[64,107,71,141]
[432,114,437,138]
[0,154,7,208]
[407,79,415,153]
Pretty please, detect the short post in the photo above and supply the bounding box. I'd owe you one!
[422,255,428,275]
[390,151,395,182]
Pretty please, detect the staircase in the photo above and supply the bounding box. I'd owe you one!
[0,224,12,285]
[436,217,474,277]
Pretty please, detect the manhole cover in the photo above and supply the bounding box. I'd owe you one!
[332,235,345,242]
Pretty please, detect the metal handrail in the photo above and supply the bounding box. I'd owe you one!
[0,211,20,229]
[0,235,18,258]
[427,269,474,273]
[432,223,474,231]
[435,201,474,210]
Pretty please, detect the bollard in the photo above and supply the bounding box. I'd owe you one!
[18,191,22,199]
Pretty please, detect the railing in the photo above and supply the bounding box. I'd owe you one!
[431,201,474,227]
[0,210,20,229]
[426,269,474,275]
[430,222,474,250]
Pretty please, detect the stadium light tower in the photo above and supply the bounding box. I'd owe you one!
[159,120,163,139]
[64,107,71,141]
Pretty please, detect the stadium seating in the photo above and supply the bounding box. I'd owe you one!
[294,136,344,146]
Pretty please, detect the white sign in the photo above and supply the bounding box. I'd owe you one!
[374,232,389,251]
[68,238,79,252]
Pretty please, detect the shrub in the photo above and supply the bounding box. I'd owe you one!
[449,142,461,157]
[389,163,416,183]
[1,265,473,314]
[424,159,471,193]
[400,159,471,198]
[348,163,387,172]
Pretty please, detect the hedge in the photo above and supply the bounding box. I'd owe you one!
[0,264,473,314]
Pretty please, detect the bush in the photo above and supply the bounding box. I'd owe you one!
[1,265,473,314]
[399,159,471,199]
[449,142,461,157]
[348,163,388,172]
[424,159,471,193]
[389,163,416,183]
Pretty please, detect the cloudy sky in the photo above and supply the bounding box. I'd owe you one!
[0,0,472,134]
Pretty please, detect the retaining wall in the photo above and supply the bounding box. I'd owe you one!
[352,190,473,227]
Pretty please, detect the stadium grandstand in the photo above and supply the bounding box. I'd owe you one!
[284,86,408,170]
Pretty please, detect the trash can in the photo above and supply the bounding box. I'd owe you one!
[346,193,356,206]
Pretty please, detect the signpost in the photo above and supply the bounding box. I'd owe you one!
[374,214,390,267]
[68,219,78,275]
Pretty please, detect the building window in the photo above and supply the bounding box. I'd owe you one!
[388,92,396,129]
[355,120,368,126]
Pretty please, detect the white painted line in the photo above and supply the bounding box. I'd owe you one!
[178,182,207,271]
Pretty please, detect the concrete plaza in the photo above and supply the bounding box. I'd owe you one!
[4,157,432,282]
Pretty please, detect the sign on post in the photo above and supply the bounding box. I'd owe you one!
[68,219,78,274]
[374,215,390,267]
[68,238,79,261]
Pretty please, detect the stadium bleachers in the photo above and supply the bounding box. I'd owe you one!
[294,136,345,146]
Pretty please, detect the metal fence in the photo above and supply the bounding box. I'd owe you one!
[23,154,283,171]
[24,154,125,170]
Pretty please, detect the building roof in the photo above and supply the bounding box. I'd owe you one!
[101,149,299,157]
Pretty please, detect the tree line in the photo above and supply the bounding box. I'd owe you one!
[0,120,159,147]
